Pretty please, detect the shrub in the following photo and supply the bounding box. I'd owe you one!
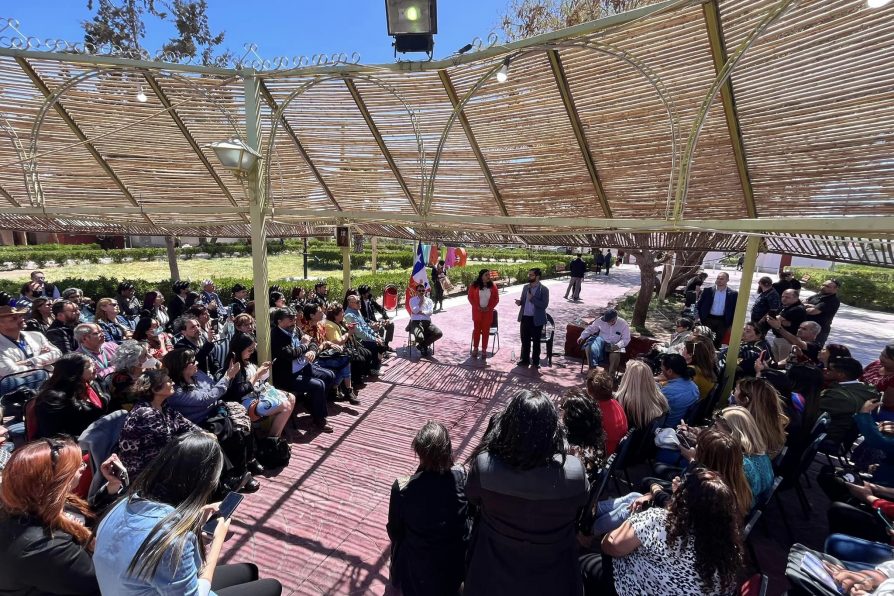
[791,265,894,313]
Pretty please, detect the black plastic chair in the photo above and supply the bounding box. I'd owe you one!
[775,432,827,518]
[612,425,652,492]
[690,382,722,426]
[469,310,499,356]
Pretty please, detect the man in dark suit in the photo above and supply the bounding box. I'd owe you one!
[696,272,738,348]
[269,307,332,433]
[358,284,395,350]
[515,268,550,368]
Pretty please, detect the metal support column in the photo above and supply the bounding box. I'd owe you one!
[722,236,760,399]
[303,237,309,280]
[243,71,271,363]
[371,236,378,273]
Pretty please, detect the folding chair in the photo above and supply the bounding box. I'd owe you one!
[775,432,826,518]
[406,321,436,356]
[739,573,769,596]
[469,310,500,356]
[538,313,555,366]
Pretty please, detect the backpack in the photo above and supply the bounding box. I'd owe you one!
[255,436,291,469]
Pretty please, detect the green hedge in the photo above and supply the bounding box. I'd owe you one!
[791,265,894,313]
[0,258,569,306]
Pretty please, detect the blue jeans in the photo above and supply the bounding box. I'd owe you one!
[316,355,351,384]
[593,493,641,535]
[310,363,337,390]
[586,337,607,367]
[825,533,894,568]
[0,370,49,397]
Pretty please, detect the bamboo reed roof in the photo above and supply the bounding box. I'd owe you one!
[0,0,892,265]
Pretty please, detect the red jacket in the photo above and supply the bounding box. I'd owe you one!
[468,284,499,312]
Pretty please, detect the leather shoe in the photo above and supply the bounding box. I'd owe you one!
[239,475,261,494]
[516,360,531,367]
[314,420,334,433]
[247,459,265,475]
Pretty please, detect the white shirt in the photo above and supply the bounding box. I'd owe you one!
[710,287,728,316]
[479,287,492,309]
[0,330,62,376]
[579,317,631,349]
[409,296,434,321]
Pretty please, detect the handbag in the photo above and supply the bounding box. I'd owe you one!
[317,347,343,359]
[221,401,252,436]
[654,427,681,450]
[255,436,291,469]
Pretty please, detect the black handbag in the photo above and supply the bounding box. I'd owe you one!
[255,436,291,469]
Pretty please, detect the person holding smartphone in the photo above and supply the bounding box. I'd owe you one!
[93,433,282,596]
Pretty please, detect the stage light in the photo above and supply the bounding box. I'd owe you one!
[385,0,437,55]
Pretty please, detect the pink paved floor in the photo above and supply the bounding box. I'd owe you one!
[219,267,642,595]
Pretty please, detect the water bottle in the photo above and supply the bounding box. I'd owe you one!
[511,349,516,362]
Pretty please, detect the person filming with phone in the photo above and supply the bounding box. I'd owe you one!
[93,432,282,595]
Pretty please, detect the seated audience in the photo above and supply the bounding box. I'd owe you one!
[577,309,631,370]
[270,307,332,433]
[201,279,224,319]
[464,390,588,596]
[63,288,94,323]
[0,303,62,392]
[731,321,774,378]
[658,354,700,429]
[308,281,330,309]
[74,322,119,378]
[115,281,141,321]
[94,297,133,344]
[116,369,199,480]
[614,359,669,430]
[765,317,821,366]
[163,348,259,493]
[167,280,191,323]
[344,293,386,374]
[583,468,743,596]
[224,333,296,439]
[14,281,37,311]
[230,283,250,317]
[718,406,775,506]
[30,270,61,299]
[34,352,110,439]
[94,433,282,595]
[585,368,628,455]
[819,357,879,445]
[24,296,53,335]
[387,422,469,596]
[656,317,694,355]
[734,377,790,457]
[0,438,100,595]
[683,336,717,399]
[107,339,152,410]
[133,314,174,361]
[562,388,607,480]
[359,284,395,350]
[269,291,287,310]
[45,299,81,354]
[323,303,374,383]
[233,313,256,340]
[289,286,306,308]
[301,303,358,404]
[141,291,170,332]
[173,315,218,376]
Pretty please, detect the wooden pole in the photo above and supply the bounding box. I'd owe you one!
[658,251,676,301]
[371,236,378,273]
[164,235,180,282]
[243,71,271,363]
[721,236,760,400]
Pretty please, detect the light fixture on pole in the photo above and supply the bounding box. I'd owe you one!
[206,138,261,178]
[496,57,510,83]
[385,0,437,55]
[868,0,891,7]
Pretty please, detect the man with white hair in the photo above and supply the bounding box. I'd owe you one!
[74,323,118,378]
[765,318,821,365]
[201,279,225,319]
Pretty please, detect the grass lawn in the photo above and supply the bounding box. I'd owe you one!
[0,254,408,284]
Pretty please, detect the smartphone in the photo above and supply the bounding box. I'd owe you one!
[759,350,768,362]
[110,459,129,484]
[767,309,779,318]
[201,491,244,536]
[877,508,894,531]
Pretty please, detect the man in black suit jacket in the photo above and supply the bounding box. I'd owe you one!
[269,308,332,433]
[358,285,394,350]
[696,272,738,348]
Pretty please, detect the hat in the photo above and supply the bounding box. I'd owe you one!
[231,283,247,293]
[601,309,618,322]
[0,304,28,317]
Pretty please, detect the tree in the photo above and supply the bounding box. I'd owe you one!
[83,0,229,66]
[498,0,706,330]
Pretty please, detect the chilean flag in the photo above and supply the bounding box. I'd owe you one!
[406,243,430,314]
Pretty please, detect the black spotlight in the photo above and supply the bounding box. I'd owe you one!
[385,0,437,55]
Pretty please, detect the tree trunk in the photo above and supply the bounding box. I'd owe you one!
[628,238,657,329]
[666,250,708,292]
[165,235,180,282]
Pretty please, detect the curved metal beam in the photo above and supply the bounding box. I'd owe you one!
[546,49,612,218]
[673,0,798,221]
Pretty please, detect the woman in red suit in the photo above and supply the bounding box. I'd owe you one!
[468,269,499,361]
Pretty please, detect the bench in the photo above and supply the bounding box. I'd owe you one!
[555,263,567,274]
[489,270,509,291]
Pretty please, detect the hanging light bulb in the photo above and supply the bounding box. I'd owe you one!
[496,58,510,83]
[868,0,891,7]
[136,87,148,103]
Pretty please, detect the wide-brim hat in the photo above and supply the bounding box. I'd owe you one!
[0,305,29,317]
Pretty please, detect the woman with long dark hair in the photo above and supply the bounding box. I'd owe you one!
[464,390,588,596]
[561,388,607,480]
[467,269,499,360]
[34,352,110,439]
[163,349,260,493]
[93,433,282,595]
[586,468,744,596]
[24,296,53,334]
[141,291,169,331]
[0,437,99,594]
[387,422,469,596]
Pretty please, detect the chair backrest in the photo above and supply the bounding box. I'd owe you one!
[739,573,768,596]
[382,285,399,311]
[810,412,830,440]
[799,432,827,475]
[578,457,613,534]
[490,309,499,331]
[742,508,762,541]
[540,314,556,342]
[609,428,636,469]
[772,447,788,474]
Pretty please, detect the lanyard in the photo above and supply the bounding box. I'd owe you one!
[12,336,33,359]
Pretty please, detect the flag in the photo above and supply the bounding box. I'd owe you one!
[406,243,430,314]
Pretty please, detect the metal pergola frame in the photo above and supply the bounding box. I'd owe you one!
[0,0,891,364]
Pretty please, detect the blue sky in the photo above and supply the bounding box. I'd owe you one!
[10,1,512,65]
